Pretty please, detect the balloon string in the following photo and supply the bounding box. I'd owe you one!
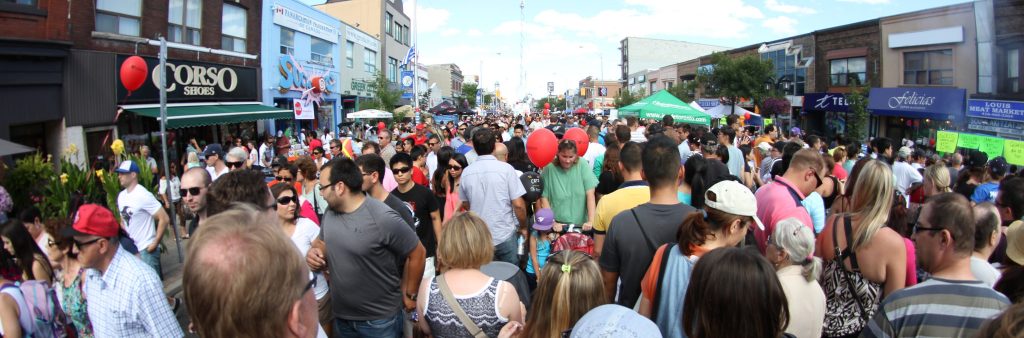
[94,90,132,171]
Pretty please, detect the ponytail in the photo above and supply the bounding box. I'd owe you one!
[802,256,823,283]
[677,212,712,255]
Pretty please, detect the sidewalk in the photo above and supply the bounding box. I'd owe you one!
[157,232,195,336]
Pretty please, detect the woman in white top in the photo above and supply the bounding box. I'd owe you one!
[766,218,826,338]
[270,183,331,336]
[0,276,32,337]
[158,163,183,239]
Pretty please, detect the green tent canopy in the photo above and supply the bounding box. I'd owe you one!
[618,90,711,126]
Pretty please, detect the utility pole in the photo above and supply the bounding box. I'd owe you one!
[158,38,183,262]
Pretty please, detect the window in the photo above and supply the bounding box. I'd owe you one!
[168,0,201,44]
[903,49,953,85]
[311,37,333,64]
[388,57,399,83]
[385,12,393,36]
[402,25,410,45]
[346,41,354,68]
[364,48,377,73]
[221,3,247,53]
[395,25,403,44]
[2,0,37,5]
[1007,48,1020,93]
[760,49,805,95]
[278,29,295,55]
[829,57,866,87]
[96,0,141,36]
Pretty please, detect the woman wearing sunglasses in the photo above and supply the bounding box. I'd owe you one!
[42,218,94,337]
[442,153,469,224]
[270,183,331,336]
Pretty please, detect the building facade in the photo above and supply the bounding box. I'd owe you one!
[619,37,729,85]
[339,23,381,113]
[966,0,1024,140]
[262,0,342,136]
[807,19,882,140]
[426,63,463,102]
[578,77,622,111]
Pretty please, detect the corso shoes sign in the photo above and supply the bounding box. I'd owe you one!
[115,55,258,103]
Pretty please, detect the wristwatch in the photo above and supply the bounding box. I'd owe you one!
[406,292,418,301]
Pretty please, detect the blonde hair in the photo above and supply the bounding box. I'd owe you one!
[184,204,307,338]
[524,251,605,338]
[772,218,822,282]
[848,160,894,251]
[924,163,952,193]
[436,212,493,270]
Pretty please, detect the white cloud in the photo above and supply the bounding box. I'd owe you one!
[439,28,461,37]
[466,29,483,37]
[762,16,798,34]
[837,0,889,3]
[406,0,450,33]
[765,0,816,14]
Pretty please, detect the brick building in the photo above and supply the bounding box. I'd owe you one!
[804,19,882,139]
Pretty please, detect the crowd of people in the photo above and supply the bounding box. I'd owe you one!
[0,110,1022,337]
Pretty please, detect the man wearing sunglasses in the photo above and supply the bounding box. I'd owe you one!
[114,160,171,277]
[754,149,821,254]
[865,193,1009,337]
[181,167,211,237]
[425,134,441,179]
[225,146,250,172]
[63,204,182,337]
[203,143,229,181]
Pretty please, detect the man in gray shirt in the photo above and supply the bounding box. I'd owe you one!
[459,128,528,265]
[308,157,426,337]
[720,127,744,177]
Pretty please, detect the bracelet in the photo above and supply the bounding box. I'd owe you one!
[405,292,418,301]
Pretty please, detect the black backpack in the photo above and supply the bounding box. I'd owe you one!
[520,171,543,203]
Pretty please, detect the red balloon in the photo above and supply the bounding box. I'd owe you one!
[745,112,751,119]
[544,102,551,109]
[563,127,589,157]
[527,128,557,168]
[543,108,550,116]
[120,56,148,92]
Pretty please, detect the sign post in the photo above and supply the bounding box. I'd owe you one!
[159,38,184,262]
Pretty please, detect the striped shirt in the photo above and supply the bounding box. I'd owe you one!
[85,246,183,338]
[863,277,1009,338]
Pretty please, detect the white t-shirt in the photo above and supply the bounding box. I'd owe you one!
[117,186,163,249]
[892,160,922,195]
[529,121,545,131]
[289,218,329,300]
[426,152,438,182]
[158,176,181,201]
[248,148,259,166]
[630,130,647,143]
[582,142,606,172]
[207,166,229,182]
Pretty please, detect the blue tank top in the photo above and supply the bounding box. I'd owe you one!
[526,231,550,274]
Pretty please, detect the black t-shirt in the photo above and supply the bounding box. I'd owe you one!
[596,171,622,196]
[955,182,978,201]
[382,193,416,230]
[392,185,440,258]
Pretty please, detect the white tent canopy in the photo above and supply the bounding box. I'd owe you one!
[347,109,393,119]
[704,104,753,118]
[688,101,706,112]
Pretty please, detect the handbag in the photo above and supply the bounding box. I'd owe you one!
[437,275,488,338]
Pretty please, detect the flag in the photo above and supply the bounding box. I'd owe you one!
[401,46,417,69]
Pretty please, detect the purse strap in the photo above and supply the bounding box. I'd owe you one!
[831,215,869,323]
[437,275,488,338]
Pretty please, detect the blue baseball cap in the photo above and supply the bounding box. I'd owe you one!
[114,160,140,174]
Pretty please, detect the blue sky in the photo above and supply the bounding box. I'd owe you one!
[303,0,971,101]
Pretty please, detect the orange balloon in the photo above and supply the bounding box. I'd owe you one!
[563,127,589,157]
[527,128,557,168]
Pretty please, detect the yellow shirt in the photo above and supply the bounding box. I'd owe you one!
[594,184,650,232]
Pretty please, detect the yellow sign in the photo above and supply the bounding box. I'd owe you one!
[1006,140,1024,166]
[957,134,981,150]
[935,131,958,153]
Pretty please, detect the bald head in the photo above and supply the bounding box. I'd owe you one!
[494,142,509,162]
[183,167,212,187]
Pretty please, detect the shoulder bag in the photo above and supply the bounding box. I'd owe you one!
[437,275,488,338]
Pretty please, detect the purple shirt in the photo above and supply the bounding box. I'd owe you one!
[754,177,813,253]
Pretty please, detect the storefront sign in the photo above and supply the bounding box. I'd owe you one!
[116,55,258,103]
[968,117,1024,137]
[277,55,339,94]
[273,3,338,43]
[697,99,720,109]
[867,87,965,121]
[346,26,379,52]
[293,100,314,120]
[351,79,369,91]
[967,99,1024,122]
[803,93,848,112]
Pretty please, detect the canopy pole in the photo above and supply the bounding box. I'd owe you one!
[159,38,184,263]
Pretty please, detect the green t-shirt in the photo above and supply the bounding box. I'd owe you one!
[541,160,599,224]
[592,154,604,179]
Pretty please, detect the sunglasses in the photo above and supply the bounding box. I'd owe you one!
[428,142,438,146]
[313,152,323,156]
[226,161,245,169]
[72,237,103,250]
[180,187,203,197]
[277,196,297,205]
[276,176,294,182]
[449,165,463,171]
[392,166,412,174]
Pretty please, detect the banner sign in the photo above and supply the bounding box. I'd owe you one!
[803,93,848,112]
[967,99,1024,122]
[273,3,339,43]
[293,99,314,120]
[936,131,1024,165]
[935,131,958,153]
[116,55,258,103]
[867,87,965,120]
[346,26,379,51]
[277,55,339,94]
[968,117,1024,137]
[1006,140,1024,166]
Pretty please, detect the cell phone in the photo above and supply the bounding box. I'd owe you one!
[408,310,419,322]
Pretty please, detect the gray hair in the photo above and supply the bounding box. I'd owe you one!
[227,147,248,162]
[772,218,821,282]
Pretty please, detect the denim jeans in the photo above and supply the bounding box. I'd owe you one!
[334,310,403,338]
[138,249,162,280]
[493,235,519,265]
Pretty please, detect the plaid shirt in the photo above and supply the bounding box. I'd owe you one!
[85,247,183,338]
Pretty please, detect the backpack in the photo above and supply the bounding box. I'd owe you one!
[520,171,543,203]
[0,281,77,338]
[551,225,595,256]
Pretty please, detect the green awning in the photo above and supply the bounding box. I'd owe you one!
[618,90,712,126]
[127,103,292,129]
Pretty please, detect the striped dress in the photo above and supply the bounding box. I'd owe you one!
[863,277,1009,338]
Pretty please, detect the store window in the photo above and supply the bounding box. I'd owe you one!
[385,12,393,36]
[221,3,247,53]
[311,37,333,64]
[364,49,377,73]
[903,49,953,85]
[280,28,295,56]
[168,0,201,45]
[96,0,141,36]
[1006,48,1020,93]
[388,57,399,83]
[829,57,866,87]
[346,41,354,68]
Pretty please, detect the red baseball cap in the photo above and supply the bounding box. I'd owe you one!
[62,204,120,238]
[416,123,425,131]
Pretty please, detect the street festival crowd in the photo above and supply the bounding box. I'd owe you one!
[2,111,1024,338]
